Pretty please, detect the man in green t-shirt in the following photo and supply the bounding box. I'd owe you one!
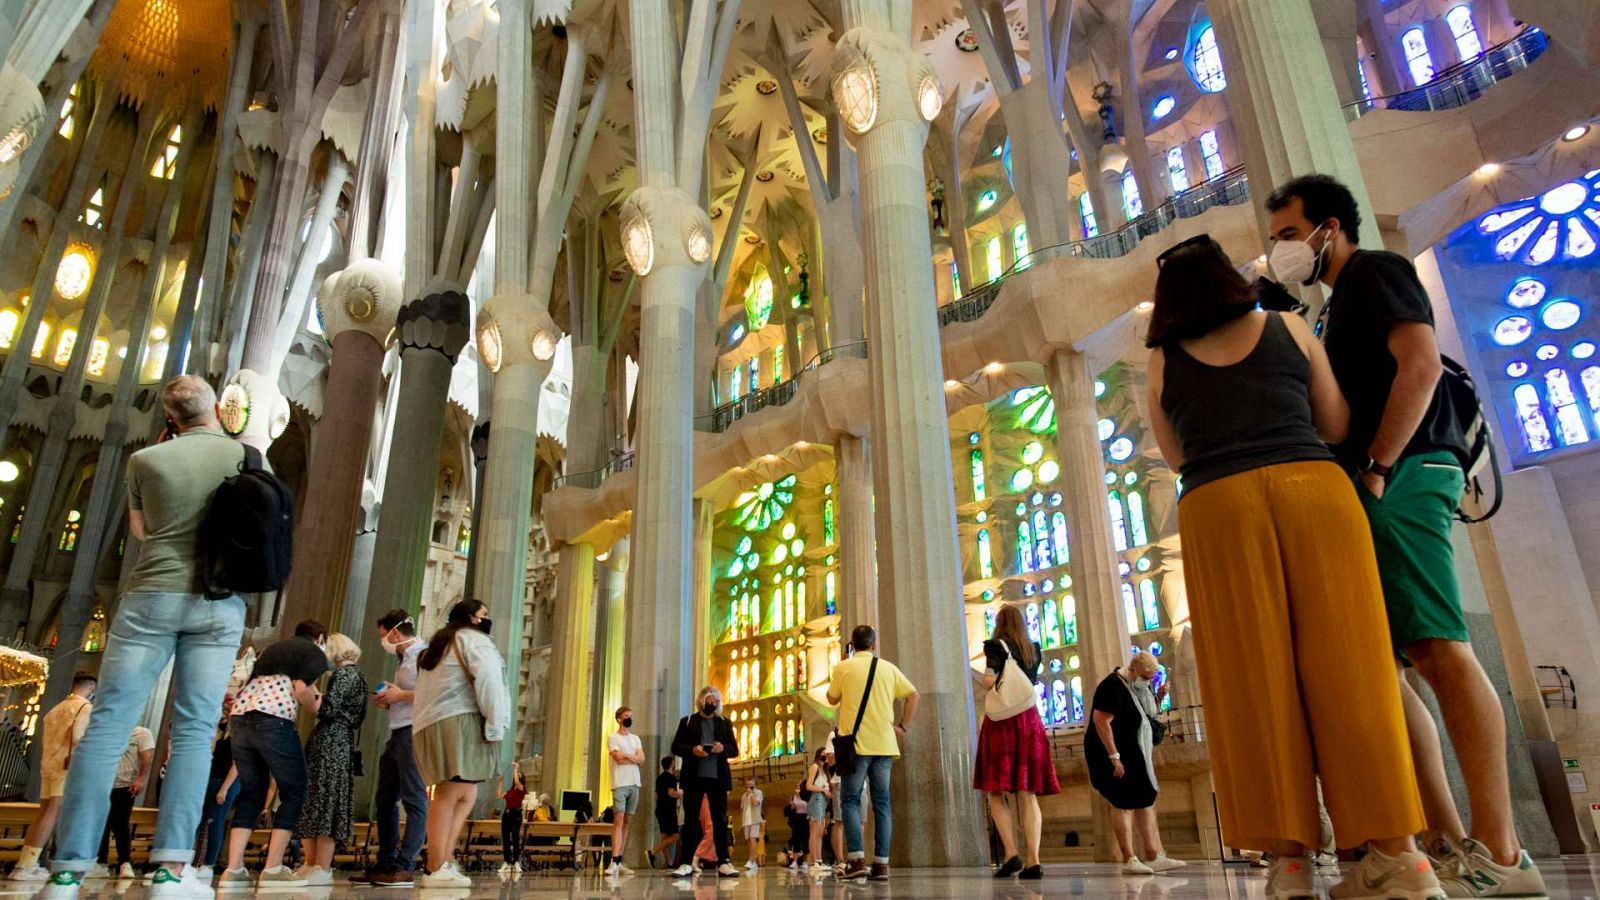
[45,376,248,900]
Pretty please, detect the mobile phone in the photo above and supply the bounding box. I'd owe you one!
[374,681,387,693]
[701,743,715,753]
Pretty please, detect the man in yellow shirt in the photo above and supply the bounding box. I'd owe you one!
[824,626,919,883]
[10,674,96,880]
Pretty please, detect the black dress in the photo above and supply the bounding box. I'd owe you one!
[297,665,368,841]
[1083,669,1158,810]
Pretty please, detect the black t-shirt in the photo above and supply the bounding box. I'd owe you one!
[250,637,331,685]
[982,638,1041,684]
[655,771,677,816]
[1322,249,1454,468]
[208,733,232,782]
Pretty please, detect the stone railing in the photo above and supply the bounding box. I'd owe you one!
[702,340,868,434]
[939,166,1251,327]
[1344,27,1548,120]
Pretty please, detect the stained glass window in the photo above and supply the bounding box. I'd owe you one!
[0,309,16,349]
[150,125,182,179]
[58,82,78,139]
[1050,679,1068,725]
[1024,603,1042,644]
[1122,583,1139,634]
[1199,130,1224,181]
[1080,193,1099,238]
[1108,491,1128,551]
[1512,383,1555,452]
[745,265,775,330]
[1062,594,1077,645]
[970,449,987,500]
[1152,95,1176,120]
[57,510,81,552]
[1032,509,1053,570]
[1190,25,1226,92]
[1446,6,1483,62]
[1127,490,1148,547]
[1042,599,1061,648]
[730,365,743,401]
[1139,579,1161,631]
[1070,676,1084,721]
[1402,27,1434,86]
[749,357,760,393]
[987,235,1004,281]
[1050,511,1069,565]
[1013,224,1030,270]
[1167,146,1190,193]
[772,344,784,384]
[1034,682,1048,719]
[1474,173,1600,266]
[1123,170,1143,219]
[1545,368,1591,446]
[1016,522,1034,574]
[977,528,994,578]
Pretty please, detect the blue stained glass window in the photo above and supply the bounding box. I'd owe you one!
[1025,602,1042,644]
[1447,6,1483,61]
[1051,511,1070,565]
[1167,147,1189,193]
[1139,579,1161,631]
[1080,193,1099,238]
[749,357,760,392]
[731,365,743,400]
[1513,383,1555,452]
[1070,676,1084,721]
[1050,679,1068,725]
[1546,369,1591,446]
[1190,25,1226,92]
[1032,509,1053,570]
[1402,27,1434,86]
[1122,170,1142,219]
[1017,522,1035,574]
[1012,224,1030,269]
[1199,130,1224,181]
[985,606,998,637]
[1034,682,1048,720]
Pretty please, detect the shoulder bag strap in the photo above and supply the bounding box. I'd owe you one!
[241,444,262,472]
[451,637,477,685]
[845,656,878,737]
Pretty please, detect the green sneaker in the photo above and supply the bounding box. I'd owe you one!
[1437,839,1548,898]
[40,870,83,899]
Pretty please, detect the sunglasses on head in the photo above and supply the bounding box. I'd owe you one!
[1156,233,1218,268]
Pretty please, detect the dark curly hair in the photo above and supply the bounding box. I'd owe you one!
[1266,174,1363,245]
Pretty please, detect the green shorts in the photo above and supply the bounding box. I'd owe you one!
[1355,451,1470,653]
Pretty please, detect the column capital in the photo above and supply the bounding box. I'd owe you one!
[618,185,713,277]
[476,292,559,374]
[396,288,471,362]
[830,26,942,141]
[317,259,403,345]
[0,61,46,198]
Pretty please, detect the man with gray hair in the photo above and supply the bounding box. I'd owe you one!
[669,686,739,879]
[44,375,251,900]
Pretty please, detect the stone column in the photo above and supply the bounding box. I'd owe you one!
[690,500,713,691]
[616,0,713,848]
[278,261,401,634]
[1047,348,1131,862]
[541,541,596,800]
[1209,0,1379,248]
[587,550,626,799]
[831,3,984,866]
[833,433,877,633]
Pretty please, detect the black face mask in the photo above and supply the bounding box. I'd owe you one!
[473,617,493,636]
[621,717,633,729]
[701,702,718,716]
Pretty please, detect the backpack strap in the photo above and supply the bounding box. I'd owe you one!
[241,444,263,473]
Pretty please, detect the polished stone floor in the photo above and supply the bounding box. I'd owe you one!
[4,859,1600,899]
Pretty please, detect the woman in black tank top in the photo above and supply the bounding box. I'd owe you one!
[1141,236,1441,895]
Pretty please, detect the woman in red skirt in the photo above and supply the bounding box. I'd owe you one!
[973,604,1061,880]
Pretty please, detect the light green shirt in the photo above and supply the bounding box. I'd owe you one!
[125,428,247,593]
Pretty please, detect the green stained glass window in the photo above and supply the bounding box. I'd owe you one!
[987,235,1004,281]
[1050,511,1069,565]
[1017,522,1034,574]
[730,365,743,400]
[1062,594,1077,645]
[977,528,994,578]
[773,344,784,384]
[745,264,774,330]
[1013,223,1030,269]
[1139,579,1161,631]
[1012,386,1056,434]
[1128,489,1148,547]
[823,499,836,544]
[825,571,836,616]
[734,478,795,532]
[970,449,986,500]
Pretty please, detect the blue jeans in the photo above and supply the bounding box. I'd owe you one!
[839,755,893,864]
[198,778,240,867]
[230,713,308,833]
[374,727,429,871]
[52,591,245,871]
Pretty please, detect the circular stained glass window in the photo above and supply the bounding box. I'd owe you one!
[1542,299,1582,330]
[1539,181,1588,216]
[1069,655,1080,669]
[1505,278,1547,308]
[1030,492,1044,506]
[1011,468,1034,491]
[1152,96,1176,119]
[1094,380,1106,397]
[1536,343,1559,361]
[1506,360,1529,377]
[1036,460,1060,483]
[1021,441,1044,465]
[1574,341,1596,360]
[1049,658,1063,673]
[1108,437,1136,461]
[1124,471,1139,485]
[975,511,987,523]
[1104,472,1116,485]
[1492,316,1533,346]
[1049,492,1062,506]
[1136,557,1152,572]
[1097,418,1115,441]
[968,432,980,445]
[1118,562,1131,576]
[1149,641,1164,656]
[1042,579,1055,593]
[1015,503,1027,516]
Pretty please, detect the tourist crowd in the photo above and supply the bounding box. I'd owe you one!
[4,174,1548,900]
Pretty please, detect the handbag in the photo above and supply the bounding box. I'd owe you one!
[830,656,878,777]
[983,640,1037,722]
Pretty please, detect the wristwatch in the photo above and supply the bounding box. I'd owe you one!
[1358,457,1393,479]
[1109,752,1121,760]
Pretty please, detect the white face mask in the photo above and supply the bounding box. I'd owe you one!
[1269,223,1329,286]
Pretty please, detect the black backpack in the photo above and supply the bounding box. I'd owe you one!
[1438,354,1503,523]
[199,445,293,599]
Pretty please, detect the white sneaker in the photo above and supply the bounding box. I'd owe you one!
[11,865,53,883]
[1436,839,1547,898]
[417,862,471,890]
[118,864,136,880]
[618,864,634,876]
[745,859,758,871]
[39,871,82,899]
[1123,857,1155,875]
[300,867,334,887]
[1266,855,1316,900]
[811,863,831,878]
[717,864,740,877]
[82,865,113,881]
[1148,853,1185,873]
[511,863,521,874]
[1329,848,1444,900]
[149,867,216,900]
[671,864,695,878]
[256,865,308,890]
[214,867,253,892]
[604,862,620,877]
[497,863,510,875]
[799,863,810,874]
[1314,851,1342,878]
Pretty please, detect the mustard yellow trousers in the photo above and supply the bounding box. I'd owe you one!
[1177,460,1425,850]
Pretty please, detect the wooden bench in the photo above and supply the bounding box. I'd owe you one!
[573,823,612,871]
[521,821,577,871]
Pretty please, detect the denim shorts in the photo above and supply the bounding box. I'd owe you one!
[806,792,827,822]
[613,785,640,815]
